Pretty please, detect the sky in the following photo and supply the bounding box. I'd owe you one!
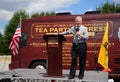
[0,0,120,35]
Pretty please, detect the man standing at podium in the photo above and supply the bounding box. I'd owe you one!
[60,16,88,79]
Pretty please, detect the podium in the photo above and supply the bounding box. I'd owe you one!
[43,34,66,77]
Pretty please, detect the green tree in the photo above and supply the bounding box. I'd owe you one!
[0,32,3,37]
[0,34,8,55]
[40,11,45,16]
[45,11,55,16]
[31,11,55,18]
[0,32,3,54]
[49,11,55,16]
[4,10,29,55]
[31,12,40,18]
[96,2,120,13]
[45,11,49,16]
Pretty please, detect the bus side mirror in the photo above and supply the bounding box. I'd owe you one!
[20,32,27,48]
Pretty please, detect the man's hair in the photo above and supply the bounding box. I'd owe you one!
[75,16,82,21]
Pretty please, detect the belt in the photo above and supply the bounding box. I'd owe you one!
[73,42,86,45]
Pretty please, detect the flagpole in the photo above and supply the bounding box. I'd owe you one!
[94,31,98,72]
[20,15,22,34]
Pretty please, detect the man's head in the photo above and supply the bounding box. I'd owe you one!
[75,16,82,27]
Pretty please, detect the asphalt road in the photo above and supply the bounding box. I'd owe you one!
[0,55,11,72]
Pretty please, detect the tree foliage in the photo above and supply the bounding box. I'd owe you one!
[31,11,55,18]
[0,32,4,54]
[0,32,3,37]
[96,2,120,13]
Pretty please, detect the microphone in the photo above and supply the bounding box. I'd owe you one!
[76,27,79,38]
[76,27,79,32]
[75,27,79,45]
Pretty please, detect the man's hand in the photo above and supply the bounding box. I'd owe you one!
[76,32,83,37]
[58,33,63,35]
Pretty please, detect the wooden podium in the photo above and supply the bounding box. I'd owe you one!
[43,34,66,77]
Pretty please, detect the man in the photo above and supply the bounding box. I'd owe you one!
[60,16,88,79]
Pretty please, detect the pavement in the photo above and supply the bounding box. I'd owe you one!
[0,55,11,72]
[0,69,108,82]
[0,56,112,82]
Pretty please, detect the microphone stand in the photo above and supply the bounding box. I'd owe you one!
[94,32,99,72]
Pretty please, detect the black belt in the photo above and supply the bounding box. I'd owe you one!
[73,43,86,45]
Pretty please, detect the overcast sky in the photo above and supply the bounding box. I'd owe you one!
[0,0,120,34]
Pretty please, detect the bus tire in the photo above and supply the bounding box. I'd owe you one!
[31,61,46,69]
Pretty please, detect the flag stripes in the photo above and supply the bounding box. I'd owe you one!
[9,24,21,55]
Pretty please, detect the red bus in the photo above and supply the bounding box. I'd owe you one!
[9,12,120,79]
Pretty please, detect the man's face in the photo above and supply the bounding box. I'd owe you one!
[75,19,82,27]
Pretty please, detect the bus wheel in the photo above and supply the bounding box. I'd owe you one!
[31,62,46,69]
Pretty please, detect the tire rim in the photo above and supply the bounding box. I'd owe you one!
[35,65,45,69]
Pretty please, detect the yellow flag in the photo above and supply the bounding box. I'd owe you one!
[97,22,111,72]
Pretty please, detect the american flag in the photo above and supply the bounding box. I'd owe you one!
[9,24,21,55]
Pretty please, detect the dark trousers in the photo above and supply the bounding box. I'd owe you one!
[69,43,87,78]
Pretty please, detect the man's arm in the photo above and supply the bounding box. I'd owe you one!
[59,27,74,35]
